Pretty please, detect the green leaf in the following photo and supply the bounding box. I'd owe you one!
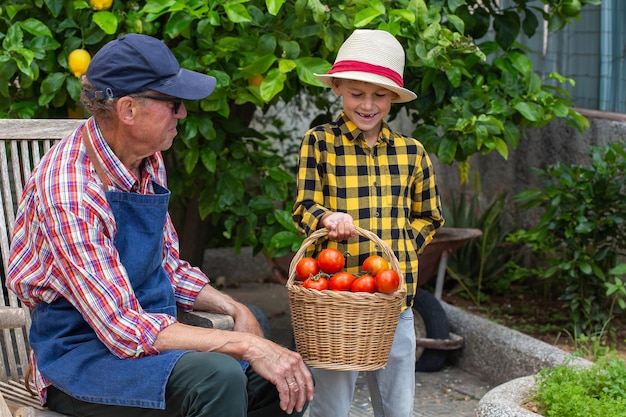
[29,35,61,52]
[92,11,118,35]
[200,147,217,173]
[217,173,244,206]
[20,18,54,38]
[13,48,36,79]
[307,0,327,23]
[6,4,32,20]
[437,136,458,164]
[3,24,24,51]
[66,75,82,101]
[494,137,509,160]
[261,176,287,201]
[197,116,216,140]
[260,68,285,102]
[388,8,415,24]
[278,59,297,73]
[269,230,302,250]
[578,261,592,275]
[183,148,199,173]
[295,57,331,86]
[273,209,300,232]
[445,66,462,88]
[222,3,252,23]
[321,25,343,51]
[522,8,539,37]
[354,7,384,28]
[248,196,274,213]
[141,0,178,16]
[40,71,66,95]
[493,12,520,50]
[414,0,429,30]
[164,11,195,38]
[509,51,533,75]
[514,101,541,121]
[240,55,276,77]
[266,0,286,16]
[609,263,626,275]
[445,14,465,34]
[447,0,465,13]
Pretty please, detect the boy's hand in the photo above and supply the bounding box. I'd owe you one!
[321,212,356,241]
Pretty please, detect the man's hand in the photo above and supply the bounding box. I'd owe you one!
[321,212,356,241]
[244,339,314,414]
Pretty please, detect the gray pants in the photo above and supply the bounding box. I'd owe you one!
[47,351,308,417]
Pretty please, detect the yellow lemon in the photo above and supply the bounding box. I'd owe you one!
[89,0,113,11]
[68,49,91,78]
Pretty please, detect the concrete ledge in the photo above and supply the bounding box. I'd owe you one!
[442,302,593,417]
[476,376,540,417]
[442,302,592,386]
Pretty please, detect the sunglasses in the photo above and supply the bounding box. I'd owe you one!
[131,94,183,114]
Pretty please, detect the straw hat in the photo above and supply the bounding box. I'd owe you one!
[315,29,417,103]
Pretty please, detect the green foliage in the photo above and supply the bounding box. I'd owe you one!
[564,325,613,362]
[532,355,626,417]
[508,142,626,336]
[441,179,524,305]
[0,0,598,256]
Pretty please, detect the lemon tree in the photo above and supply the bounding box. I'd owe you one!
[0,0,602,263]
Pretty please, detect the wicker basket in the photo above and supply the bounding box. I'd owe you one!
[286,226,406,371]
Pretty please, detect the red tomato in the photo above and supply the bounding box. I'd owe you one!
[329,272,356,291]
[295,257,319,281]
[362,255,389,275]
[317,248,345,274]
[303,276,329,291]
[351,275,376,293]
[375,269,400,294]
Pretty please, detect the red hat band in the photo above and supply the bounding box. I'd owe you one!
[327,60,404,88]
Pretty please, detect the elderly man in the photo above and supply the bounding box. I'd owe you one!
[7,34,313,417]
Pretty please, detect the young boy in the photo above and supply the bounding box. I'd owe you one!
[292,29,445,417]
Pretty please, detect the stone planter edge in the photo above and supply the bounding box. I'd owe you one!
[440,302,593,417]
[475,375,541,417]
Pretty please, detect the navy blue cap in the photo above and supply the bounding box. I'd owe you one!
[86,34,216,100]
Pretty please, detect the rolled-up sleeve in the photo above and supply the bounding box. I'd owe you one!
[292,129,331,235]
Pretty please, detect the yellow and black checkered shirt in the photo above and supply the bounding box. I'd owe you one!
[292,113,444,309]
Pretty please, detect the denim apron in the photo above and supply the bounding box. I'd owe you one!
[29,132,187,409]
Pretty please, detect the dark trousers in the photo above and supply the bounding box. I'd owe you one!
[47,351,308,417]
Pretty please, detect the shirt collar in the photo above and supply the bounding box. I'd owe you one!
[335,112,394,146]
[85,117,158,192]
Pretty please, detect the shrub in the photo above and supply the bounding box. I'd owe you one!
[508,142,626,336]
[441,183,525,305]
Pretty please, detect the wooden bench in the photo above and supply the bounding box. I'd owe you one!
[0,119,233,416]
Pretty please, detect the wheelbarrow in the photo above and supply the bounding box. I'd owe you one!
[414,227,482,372]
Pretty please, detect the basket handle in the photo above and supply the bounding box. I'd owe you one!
[287,226,405,292]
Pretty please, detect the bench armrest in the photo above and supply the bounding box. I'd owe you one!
[0,307,27,330]
[177,309,234,330]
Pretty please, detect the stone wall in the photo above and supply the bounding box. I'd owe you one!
[391,109,626,230]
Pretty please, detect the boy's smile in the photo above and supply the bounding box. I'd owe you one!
[332,79,397,147]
